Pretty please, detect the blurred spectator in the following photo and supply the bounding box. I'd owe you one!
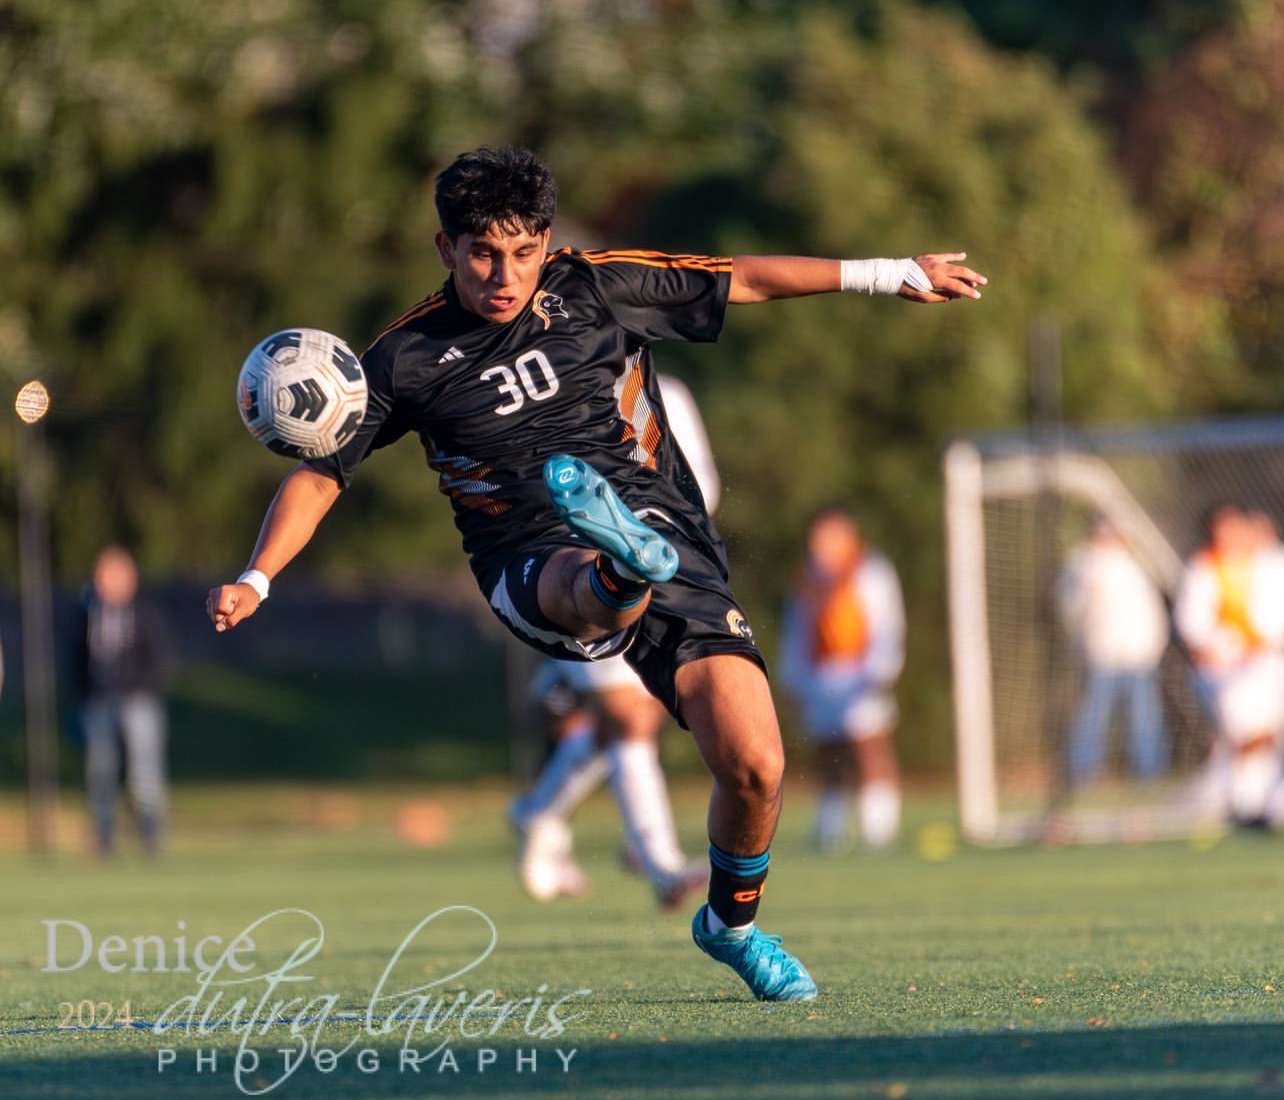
[1176,504,1284,826]
[1058,517,1169,784]
[73,547,173,855]
[779,508,905,850]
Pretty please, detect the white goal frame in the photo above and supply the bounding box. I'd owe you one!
[945,416,1284,845]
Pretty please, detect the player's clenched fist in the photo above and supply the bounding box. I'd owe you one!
[206,583,261,633]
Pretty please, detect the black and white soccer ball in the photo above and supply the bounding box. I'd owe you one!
[236,328,367,460]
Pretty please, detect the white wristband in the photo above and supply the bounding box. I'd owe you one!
[840,257,932,295]
[237,569,270,602]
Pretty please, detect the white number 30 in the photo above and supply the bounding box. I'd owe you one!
[481,351,560,416]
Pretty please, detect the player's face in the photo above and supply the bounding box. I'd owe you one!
[436,225,550,324]
[807,516,862,583]
[94,548,138,605]
[1211,509,1251,558]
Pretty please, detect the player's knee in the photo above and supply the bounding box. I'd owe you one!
[725,739,785,805]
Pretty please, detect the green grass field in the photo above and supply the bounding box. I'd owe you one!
[1,782,1282,1099]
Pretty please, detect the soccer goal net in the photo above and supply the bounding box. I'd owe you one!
[945,415,1284,845]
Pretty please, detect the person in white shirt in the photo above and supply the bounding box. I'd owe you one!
[1059,518,1169,784]
[511,374,718,905]
[779,508,905,850]
[1176,504,1284,825]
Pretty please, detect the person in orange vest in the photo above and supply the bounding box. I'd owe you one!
[779,507,905,850]
[1176,503,1284,826]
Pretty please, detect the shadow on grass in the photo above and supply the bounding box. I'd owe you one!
[2,1022,1283,1098]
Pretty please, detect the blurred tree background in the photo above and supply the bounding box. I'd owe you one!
[0,0,1278,774]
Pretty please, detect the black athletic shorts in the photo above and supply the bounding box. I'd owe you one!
[486,512,766,728]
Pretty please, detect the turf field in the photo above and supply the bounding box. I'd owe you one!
[1,782,1282,1099]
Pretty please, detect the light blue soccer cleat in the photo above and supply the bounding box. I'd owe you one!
[691,904,818,1002]
[543,454,679,583]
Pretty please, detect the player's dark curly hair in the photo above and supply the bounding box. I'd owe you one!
[435,146,558,240]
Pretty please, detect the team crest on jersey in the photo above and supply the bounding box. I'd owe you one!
[532,290,569,330]
[726,609,754,641]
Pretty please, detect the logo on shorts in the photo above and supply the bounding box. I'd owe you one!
[522,557,536,582]
[532,291,569,330]
[726,609,753,640]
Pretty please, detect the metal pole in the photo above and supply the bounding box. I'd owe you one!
[16,418,58,854]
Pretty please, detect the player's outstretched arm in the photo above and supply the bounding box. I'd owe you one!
[206,464,342,633]
[728,253,986,305]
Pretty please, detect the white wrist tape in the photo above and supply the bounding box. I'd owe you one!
[237,569,270,602]
[840,258,933,295]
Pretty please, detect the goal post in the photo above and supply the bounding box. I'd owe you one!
[945,415,1284,845]
[945,440,998,843]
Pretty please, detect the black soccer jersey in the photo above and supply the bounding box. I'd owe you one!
[308,248,733,591]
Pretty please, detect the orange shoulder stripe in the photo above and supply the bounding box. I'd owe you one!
[579,249,733,272]
[368,292,447,347]
[583,248,732,264]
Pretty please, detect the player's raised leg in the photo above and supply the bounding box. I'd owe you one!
[534,454,679,634]
[530,544,650,641]
[546,455,679,583]
[680,653,817,1002]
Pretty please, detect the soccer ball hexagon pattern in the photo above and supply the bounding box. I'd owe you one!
[237,328,367,460]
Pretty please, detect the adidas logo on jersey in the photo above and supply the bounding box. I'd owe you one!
[438,346,465,363]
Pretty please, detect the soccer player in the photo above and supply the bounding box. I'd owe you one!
[513,373,718,908]
[1176,503,1284,826]
[779,508,906,850]
[206,146,986,1001]
[1058,517,1169,786]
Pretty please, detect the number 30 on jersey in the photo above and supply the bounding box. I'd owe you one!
[481,350,559,416]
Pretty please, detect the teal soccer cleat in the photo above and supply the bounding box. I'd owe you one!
[543,454,679,583]
[691,904,818,1002]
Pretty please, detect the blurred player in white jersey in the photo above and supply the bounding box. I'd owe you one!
[1176,504,1284,827]
[1058,517,1169,785]
[779,508,905,850]
[511,373,720,906]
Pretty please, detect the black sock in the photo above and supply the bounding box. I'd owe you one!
[707,844,769,928]
[589,554,650,609]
